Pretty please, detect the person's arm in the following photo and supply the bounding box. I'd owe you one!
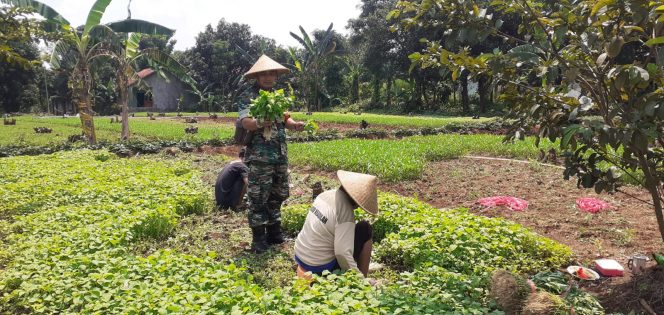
[241,117,272,131]
[285,117,305,131]
[237,177,248,207]
[334,222,361,274]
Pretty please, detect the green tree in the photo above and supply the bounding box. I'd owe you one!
[0,40,41,113]
[313,29,348,108]
[0,5,62,113]
[2,0,177,144]
[395,0,664,240]
[349,0,402,109]
[289,23,340,112]
[181,19,287,111]
[351,0,447,112]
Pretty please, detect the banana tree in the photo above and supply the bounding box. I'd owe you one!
[1,0,175,144]
[289,23,338,112]
[117,34,199,139]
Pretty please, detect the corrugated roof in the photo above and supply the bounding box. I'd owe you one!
[128,69,156,87]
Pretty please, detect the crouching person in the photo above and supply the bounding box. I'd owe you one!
[214,148,248,211]
[294,170,378,278]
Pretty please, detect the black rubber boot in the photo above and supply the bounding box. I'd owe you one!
[266,222,285,245]
[251,226,269,254]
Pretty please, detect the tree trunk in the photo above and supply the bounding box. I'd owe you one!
[371,76,380,108]
[74,64,97,144]
[410,77,423,112]
[638,156,664,241]
[460,71,470,114]
[386,76,393,109]
[314,73,320,112]
[478,75,491,114]
[119,68,129,141]
[351,73,359,104]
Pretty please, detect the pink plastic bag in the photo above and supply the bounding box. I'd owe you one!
[478,196,529,211]
[576,198,613,214]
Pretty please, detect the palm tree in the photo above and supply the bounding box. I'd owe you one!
[1,0,176,144]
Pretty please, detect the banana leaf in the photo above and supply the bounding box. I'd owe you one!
[0,0,69,25]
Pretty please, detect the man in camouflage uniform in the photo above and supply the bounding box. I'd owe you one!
[238,55,305,253]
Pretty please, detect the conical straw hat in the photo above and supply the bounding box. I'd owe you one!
[244,55,290,79]
[337,170,379,215]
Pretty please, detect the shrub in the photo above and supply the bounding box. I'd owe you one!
[379,267,494,314]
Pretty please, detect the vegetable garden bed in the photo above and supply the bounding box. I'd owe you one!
[0,151,598,313]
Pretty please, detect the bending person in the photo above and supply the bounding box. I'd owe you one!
[294,170,378,277]
[214,149,248,211]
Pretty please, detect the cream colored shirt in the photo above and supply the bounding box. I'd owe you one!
[294,189,360,274]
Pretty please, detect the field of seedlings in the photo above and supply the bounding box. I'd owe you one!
[1,112,662,314]
[0,151,607,314]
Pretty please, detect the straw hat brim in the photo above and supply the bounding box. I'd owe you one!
[244,55,290,79]
[337,170,379,215]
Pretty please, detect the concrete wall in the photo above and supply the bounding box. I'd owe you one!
[144,73,183,112]
[130,73,197,112]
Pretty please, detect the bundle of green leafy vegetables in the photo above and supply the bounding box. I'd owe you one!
[249,89,295,140]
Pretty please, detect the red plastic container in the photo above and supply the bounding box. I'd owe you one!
[594,259,624,277]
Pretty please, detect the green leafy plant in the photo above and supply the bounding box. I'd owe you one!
[281,204,309,236]
[249,89,295,140]
[531,271,604,315]
[303,120,319,135]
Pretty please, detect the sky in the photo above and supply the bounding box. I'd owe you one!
[39,0,363,50]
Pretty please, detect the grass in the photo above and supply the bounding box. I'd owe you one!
[1,116,234,146]
[289,134,556,182]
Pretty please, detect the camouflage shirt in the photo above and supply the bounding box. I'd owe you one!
[238,86,288,165]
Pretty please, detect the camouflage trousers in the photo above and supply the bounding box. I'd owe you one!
[247,161,290,228]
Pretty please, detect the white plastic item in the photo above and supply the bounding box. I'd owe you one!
[594,259,624,277]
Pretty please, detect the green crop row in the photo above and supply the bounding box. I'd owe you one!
[134,111,495,128]
[0,117,233,146]
[289,112,496,128]
[288,134,557,182]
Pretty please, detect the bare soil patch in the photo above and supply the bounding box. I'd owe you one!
[382,157,663,314]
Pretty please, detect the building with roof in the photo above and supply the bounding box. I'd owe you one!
[128,69,196,112]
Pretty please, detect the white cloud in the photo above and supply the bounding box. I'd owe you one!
[40,0,362,50]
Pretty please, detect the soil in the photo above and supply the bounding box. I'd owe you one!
[383,157,664,314]
[203,145,663,314]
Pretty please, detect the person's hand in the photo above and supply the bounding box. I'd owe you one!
[294,121,305,132]
[257,119,272,128]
